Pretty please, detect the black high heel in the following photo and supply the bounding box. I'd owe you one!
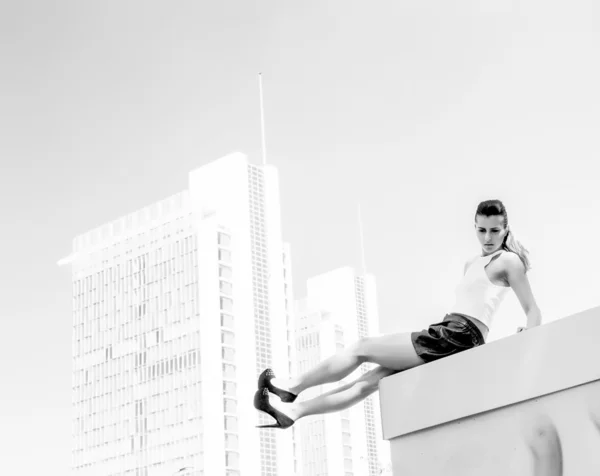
[254,388,295,429]
[257,368,298,403]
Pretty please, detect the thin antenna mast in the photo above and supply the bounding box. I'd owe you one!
[258,73,267,165]
[358,203,368,275]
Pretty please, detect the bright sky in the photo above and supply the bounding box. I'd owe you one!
[1,1,599,473]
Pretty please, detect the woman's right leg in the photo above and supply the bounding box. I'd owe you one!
[273,331,425,396]
[269,365,399,422]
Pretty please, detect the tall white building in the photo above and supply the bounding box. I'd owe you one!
[63,153,300,476]
[294,267,389,476]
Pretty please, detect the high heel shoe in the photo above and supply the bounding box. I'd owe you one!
[254,388,295,429]
[257,368,298,403]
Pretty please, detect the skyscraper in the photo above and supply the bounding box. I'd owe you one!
[294,267,388,476]
[62,153,300,476]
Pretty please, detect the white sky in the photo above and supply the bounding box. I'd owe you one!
[1,1,599,473]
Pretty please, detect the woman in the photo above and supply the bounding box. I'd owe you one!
[254,199,542,429]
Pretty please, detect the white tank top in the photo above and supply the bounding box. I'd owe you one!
[449,250,510,328]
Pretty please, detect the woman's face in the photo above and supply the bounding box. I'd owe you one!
[475,214,508,255]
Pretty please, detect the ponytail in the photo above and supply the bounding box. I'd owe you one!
[503,229,531,272]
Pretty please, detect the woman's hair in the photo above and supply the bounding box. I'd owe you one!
[475,199,531,272]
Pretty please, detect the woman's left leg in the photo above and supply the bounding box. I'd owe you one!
[273,331,426,396]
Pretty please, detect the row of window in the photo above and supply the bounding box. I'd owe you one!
[73,361,200,416]
[139,350,199,381]
[216,230,233,346]
[74,434,201,472]
[73,329,201,390]
[217,236,240,471]
[74,252,198,314]
[354,281,370,349]
[73,388,201,441]
[363,397,380,470]
[247,190,280,475]
[73,282,198,338]
[297,331,320,349]
[74,241,197,300]
[74,409,202,453]
[248,228,266,242]
[250,212,278,476]
[73,301,198,355]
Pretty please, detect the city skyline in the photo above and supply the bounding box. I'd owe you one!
[63,153,386,475]
[2,1,600,474]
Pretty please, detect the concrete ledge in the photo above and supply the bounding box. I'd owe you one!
[379,305,600,440]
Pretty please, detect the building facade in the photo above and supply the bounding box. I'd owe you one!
[65,153,300,476]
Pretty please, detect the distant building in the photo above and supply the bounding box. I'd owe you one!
[294,267,389,476]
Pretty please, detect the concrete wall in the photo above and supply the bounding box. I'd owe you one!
[379,306,600,475]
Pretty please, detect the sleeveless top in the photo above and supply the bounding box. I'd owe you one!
[448,250,510,328]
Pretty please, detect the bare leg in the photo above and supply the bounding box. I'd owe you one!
[280,346,365,395]
[274,332,425,395]
[268,366,400,422]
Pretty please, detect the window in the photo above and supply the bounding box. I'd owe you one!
[220,313,234,328]
[221,331,235,346]
[223,382,237,396]
[224,398,237,414]
[218,233,231,247]
[224,433,238,450]
[225,451,239,468]
[218,249,231,263]
[223,363,236,379]
[224,416,238,431]
[222,348,235,361]
[343,445,352,458]
[219,281,233,295]
[220,297,233,313]
[219,265,233,280]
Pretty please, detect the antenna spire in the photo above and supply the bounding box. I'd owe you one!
[258,73,267,165]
